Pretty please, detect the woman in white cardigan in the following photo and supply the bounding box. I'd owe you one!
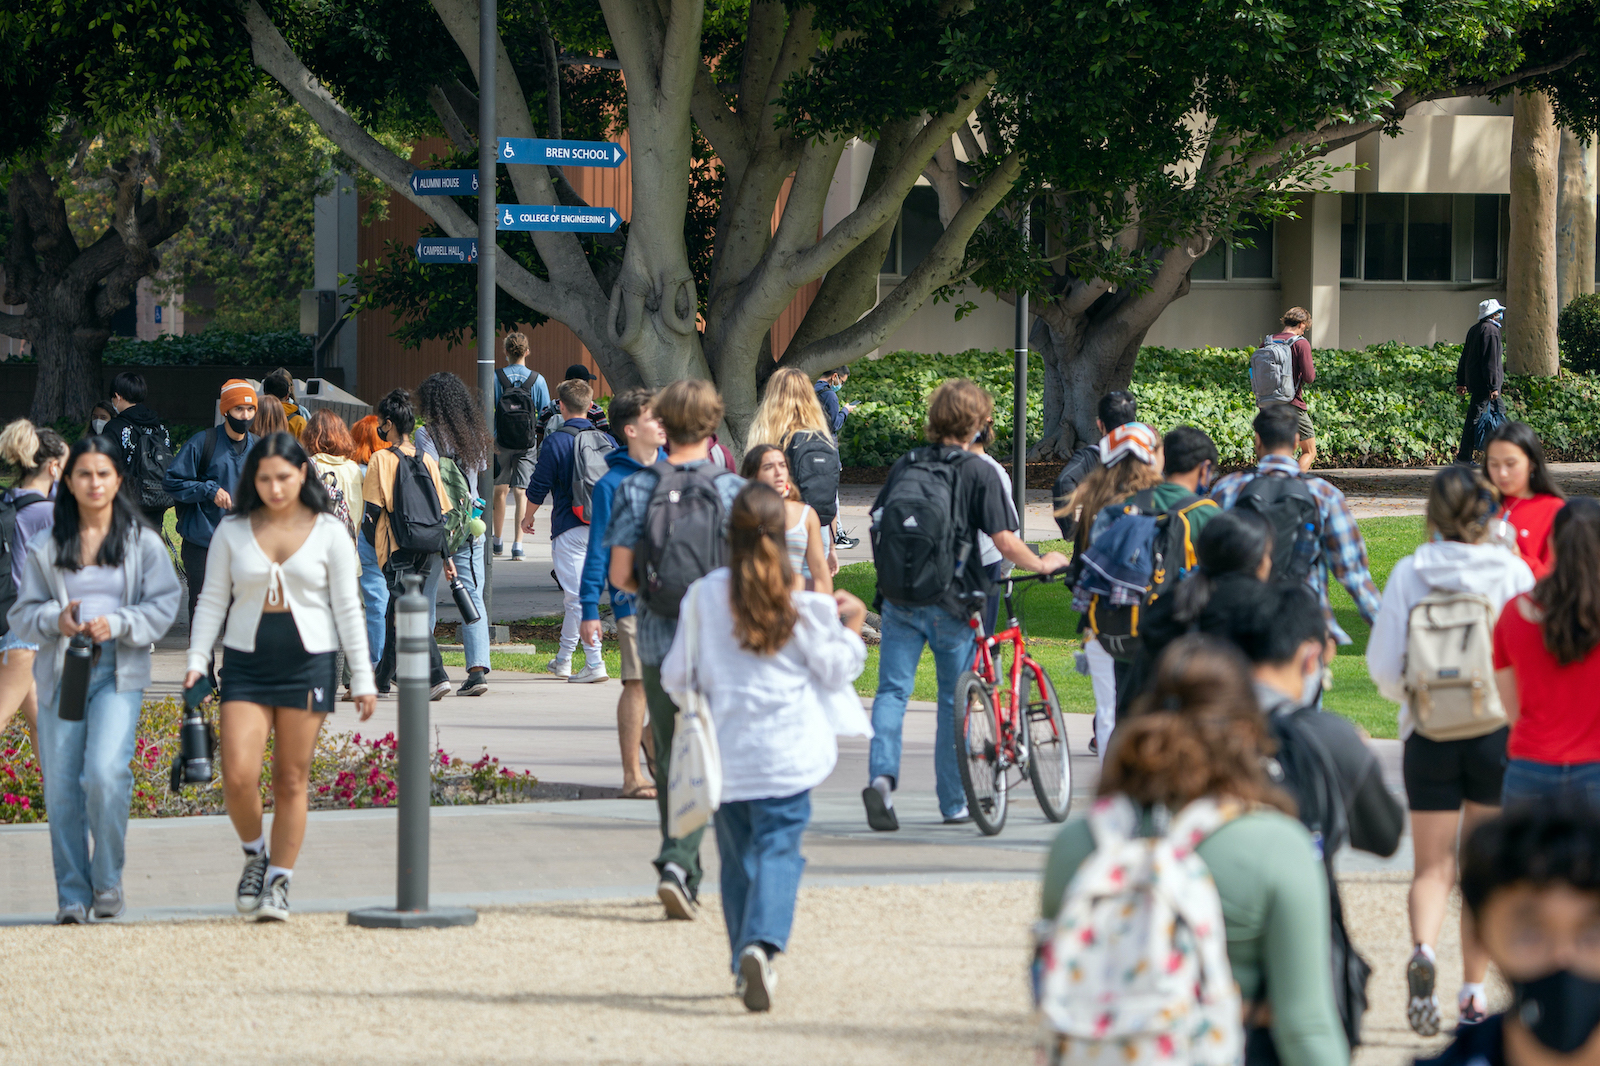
[662,482,868,1013]
[185,432,375,923]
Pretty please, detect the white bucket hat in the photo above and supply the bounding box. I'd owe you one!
[1478,299,1507,321]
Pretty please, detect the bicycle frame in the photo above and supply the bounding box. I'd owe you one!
[967,576,1054,770]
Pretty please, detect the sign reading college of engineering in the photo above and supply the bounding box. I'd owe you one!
[415,237,479,263]
[408,169,480,196]
[497,138,627,168]
[497,205,622,233]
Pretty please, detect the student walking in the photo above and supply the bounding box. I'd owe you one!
[101,371,175,530]
[1456,300,1506,463]
[740,445,832,593]
[1367,464,1535,1035]
[1051,391,1138,542]
[261,369,308,437]
[163,379,259,632]
[10,437,181,923]
[579,389,663,799]
[1494,497,1600,808]
[363,389,454,700]
[1211,406,1382,647]
[966,413,1020,634]
[524,377,616,682]
[539,364,611,441]
[1249,306,1317,471]
[491,332,549,560]
[662,483,869,1011]
[253,395,291,440]
[184,432,375,921]
[750,367,845,571]
[301,410,366,698]
[1040,636,1347,1066]
[1484,421,1565,578]
[0,422,67,744]
[603,379,746,919]
[348,415,392,672]
[865,379,1066,830]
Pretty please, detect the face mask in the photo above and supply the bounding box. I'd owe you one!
[1513,970,1600,1054]
[90,419,108,435]
[829,381,843,392]
[1300,656,1324,707]
[225,413,254,435]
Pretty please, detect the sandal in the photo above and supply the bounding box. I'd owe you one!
[619,785,658,800]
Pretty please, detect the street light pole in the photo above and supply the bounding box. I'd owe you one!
[1013,200,1029,537]
[478,0,498,621]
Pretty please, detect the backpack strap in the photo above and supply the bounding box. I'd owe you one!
[496,367,512,392]
[199,426,219,480]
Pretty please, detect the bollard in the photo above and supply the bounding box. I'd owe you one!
[349,572,477,929]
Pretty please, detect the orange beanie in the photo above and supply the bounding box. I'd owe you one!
[220,379,257,412]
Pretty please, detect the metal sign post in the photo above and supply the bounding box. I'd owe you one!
[1013,201,1029,537]
[477,0,498,622]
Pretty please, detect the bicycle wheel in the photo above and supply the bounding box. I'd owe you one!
[954,671,1007,835]
[1023,664,1072,822]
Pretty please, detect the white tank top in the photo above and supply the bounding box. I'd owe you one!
[785,505,813,579]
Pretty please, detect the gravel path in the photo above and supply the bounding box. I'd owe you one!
[0,873,1507,1065]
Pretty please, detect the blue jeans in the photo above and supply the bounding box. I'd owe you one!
[449,534,489,671]
[357,533,389,668]
[869,600,976,817]
[1502,758,1600,809]
[36,645,144,910]
[713,791,811,972]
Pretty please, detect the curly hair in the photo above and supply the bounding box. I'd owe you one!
[1104,635,1294,814]
[416,373,492,470]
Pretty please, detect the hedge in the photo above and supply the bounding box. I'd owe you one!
[837,343,1600,467]
[7,329,312,366]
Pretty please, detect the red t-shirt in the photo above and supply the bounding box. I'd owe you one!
[1493,594,1600,764]
[1269,332,1315,410]
[1501,494,1564,579]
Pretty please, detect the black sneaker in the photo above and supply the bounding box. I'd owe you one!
[862,787,899,832]
[458,668,489,697]
[256,873,290,922]
[236,850,269,914]
[1088,734,1099,756]
[833,530,859,549]
[1406,946,1440,1036]
[657,868,698,921]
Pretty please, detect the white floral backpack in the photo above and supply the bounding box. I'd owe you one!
[1035,795,1244,1065]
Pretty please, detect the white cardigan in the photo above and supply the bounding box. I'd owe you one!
[187,512,376,696]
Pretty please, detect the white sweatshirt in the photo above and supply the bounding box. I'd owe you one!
[661,568,867,803]
[1366,540,1534,739]
[187,512,376,696]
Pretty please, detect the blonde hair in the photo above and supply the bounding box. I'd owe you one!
[0,419,67,480]
[748,367,833,450]
[1064,458,1163,548]
[503,332,530,360]
[556,378,593,413]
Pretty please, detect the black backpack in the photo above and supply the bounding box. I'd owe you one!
[784,429,841,526]
[0,490,46,636]
[1234,472,1323,584]
[389,450,448,556]
[494,368,537,451]
[635,461,728,619]
[127,424,175,512]
[870,447,972,608]
[1267,708,1371,1049]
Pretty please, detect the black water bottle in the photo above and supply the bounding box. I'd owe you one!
[179,708,214,783]
[450,576,481,625]
[58,633,93,722]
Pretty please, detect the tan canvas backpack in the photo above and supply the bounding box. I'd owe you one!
[1403,590,1506,741]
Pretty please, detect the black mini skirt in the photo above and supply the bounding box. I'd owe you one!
[221,612,338,713]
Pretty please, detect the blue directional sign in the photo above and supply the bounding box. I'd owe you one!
[409,169,480,196]
[415,238,479,263]
[497,138,627,168]
[496,205,622,233]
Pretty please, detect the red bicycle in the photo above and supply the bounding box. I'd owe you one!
[954,572,1072,835]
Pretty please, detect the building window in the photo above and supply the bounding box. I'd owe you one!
[881,186,944,276]
[1340,193,1507,282]
[1190,218,1275,281]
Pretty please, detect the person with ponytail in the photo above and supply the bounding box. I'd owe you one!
[1494,497,1600,808]
[0,420,68,743]
[1041,636,1346,1065]
[9,437,180,923]
[661,482,869,1012]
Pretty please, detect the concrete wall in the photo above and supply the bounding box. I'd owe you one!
[1143,286,1285,349]
[0,365,340,424]
[876,283,1018,356]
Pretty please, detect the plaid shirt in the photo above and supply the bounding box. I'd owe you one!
[1209,455,1381,644]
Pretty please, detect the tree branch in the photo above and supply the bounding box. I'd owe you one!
[533,0,562,139]
[692,62,748,179]
[427,85,477,152]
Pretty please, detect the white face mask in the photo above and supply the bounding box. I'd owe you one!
[90,419,108,435]
[1300,655,1325,707]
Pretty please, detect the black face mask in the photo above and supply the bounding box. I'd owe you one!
[225,413,255,435]
[1513,970,1600,1054]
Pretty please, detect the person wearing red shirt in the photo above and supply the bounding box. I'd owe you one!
[1494,498,1600,810]
[1484,421,1565,578]
[1258,306,1318,471]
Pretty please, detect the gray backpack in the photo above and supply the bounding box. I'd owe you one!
[556,425,613,524]
[1249,335,1297,403]
[1403,589,1506,741]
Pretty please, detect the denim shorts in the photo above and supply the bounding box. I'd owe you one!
[0,629,39,661]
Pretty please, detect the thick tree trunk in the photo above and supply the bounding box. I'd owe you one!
[29,312,108,425]
[1031,306,1145,459]
[1556,126,1596,309]
[1507,90,1561,375]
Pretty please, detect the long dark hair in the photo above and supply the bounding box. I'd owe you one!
[417,372,492,470]
[728,483,797,655]
[232,432,332,516]
[52,437,147,571]
[1485,421,1565,500]
[1168,510,1273,626]
[1535,497,1600,665]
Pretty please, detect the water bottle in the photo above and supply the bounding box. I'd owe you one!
[1293,521,1318,574]
[179,707,214,782]
[450,576,481,624]
[57,633,93,722]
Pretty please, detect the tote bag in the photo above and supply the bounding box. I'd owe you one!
[666,585,723,838]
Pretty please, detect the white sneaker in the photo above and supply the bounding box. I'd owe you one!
[567,662,609,684]
[256,874,290,922]
[429,681,451,701]
[739,944,777,1012]
[236,851,269,914]
[546,658,572,678]
[92,887,125,920]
